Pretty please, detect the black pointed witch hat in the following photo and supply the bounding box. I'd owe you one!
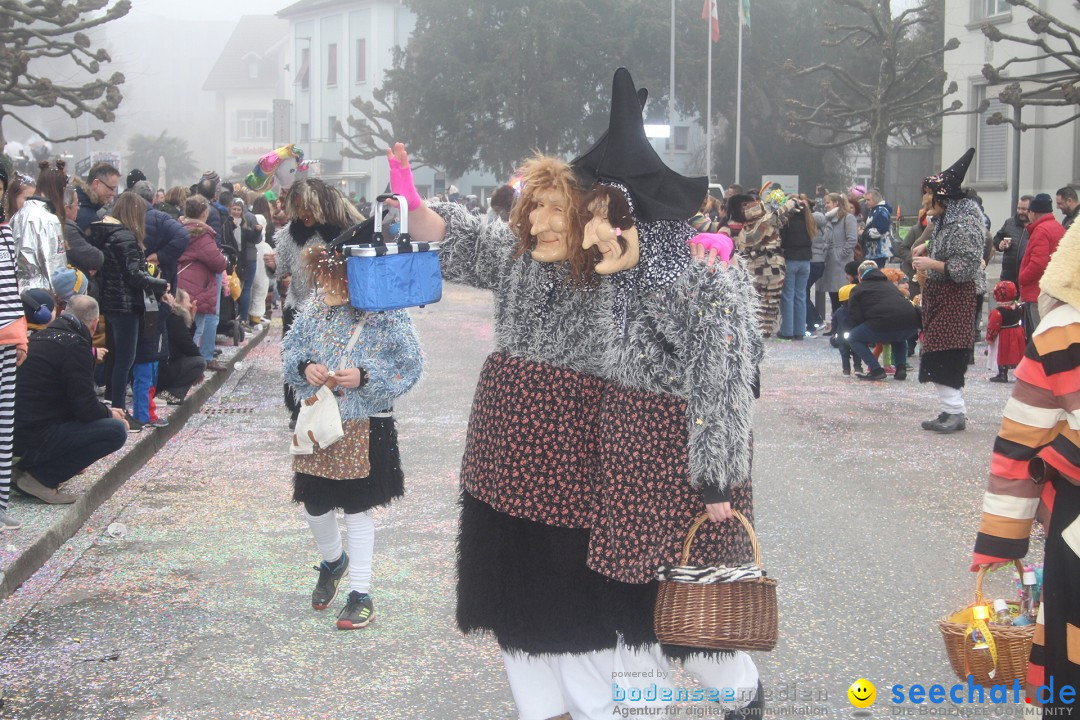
[572,67,707,223]
[922,147,975,201]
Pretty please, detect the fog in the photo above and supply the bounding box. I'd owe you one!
[4,0,296,184]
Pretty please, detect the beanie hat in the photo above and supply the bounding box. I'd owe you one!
[22,288,54,325]
[1029,193,1054,214]
[838,283,856,303]
[131,180,154,203]
[858,259,878,278]
[126,168,146,189]
[51,267,89,302]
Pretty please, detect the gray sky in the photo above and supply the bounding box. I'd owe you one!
[133,0,291,19]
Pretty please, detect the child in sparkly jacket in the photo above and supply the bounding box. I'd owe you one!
[281,240,423,630]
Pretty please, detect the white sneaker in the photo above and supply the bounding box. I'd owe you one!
[0,509,22,531]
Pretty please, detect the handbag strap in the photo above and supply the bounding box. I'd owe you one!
[338,314,368,371]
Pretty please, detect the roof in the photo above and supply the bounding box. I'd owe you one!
[276,0,356,18]
[203,15,290,92]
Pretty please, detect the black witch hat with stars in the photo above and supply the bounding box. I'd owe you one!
[922,147,975,201]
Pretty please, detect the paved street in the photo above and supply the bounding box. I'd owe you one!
[0,283,1030,719]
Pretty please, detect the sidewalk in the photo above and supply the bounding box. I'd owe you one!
[0,323,270,600]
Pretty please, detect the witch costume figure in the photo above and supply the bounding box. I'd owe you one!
[281,241,423,629]
[572,67,766,716]
[728,193,785,336]
[911,148,984,434]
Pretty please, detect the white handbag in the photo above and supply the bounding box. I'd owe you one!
[290,316,367,455]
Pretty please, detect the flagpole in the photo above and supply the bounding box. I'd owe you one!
[669,0,675,134]
[706,13,713,182]
[734,1,743,184]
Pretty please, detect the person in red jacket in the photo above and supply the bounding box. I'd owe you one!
[177,195,228,371]
[1018,193,1066,342]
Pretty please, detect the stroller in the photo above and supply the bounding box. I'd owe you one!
[217,234,246,347]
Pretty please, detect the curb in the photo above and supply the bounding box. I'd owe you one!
[0,324,270,600]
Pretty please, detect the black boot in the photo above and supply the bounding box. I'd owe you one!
[989,368,1009,383]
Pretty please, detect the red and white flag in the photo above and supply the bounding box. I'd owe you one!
[702,0,720,42]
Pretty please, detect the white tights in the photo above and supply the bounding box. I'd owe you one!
[304,509,375,594]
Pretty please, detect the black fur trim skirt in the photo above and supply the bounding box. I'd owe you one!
[918,348,969,389]
[292,415,404,514]
[457,490,658,655]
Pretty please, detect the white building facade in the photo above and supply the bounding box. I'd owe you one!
[204,16,291,180]
[941,0,1079,226]
[277,0,497,202]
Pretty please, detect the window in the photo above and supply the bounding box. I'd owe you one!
[327,43,337,87]
[236,110,270,140]
[248,62,258,80]
[300,123,310,142]
[355,38,366,83]
[981,0,1009,18]
[299,47,310,91]
[665,126,690,152]
[975,89,1008,183]
[328,116,338,140]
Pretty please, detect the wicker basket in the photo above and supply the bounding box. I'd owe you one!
[939,560,1034,687]
[654,510,778,651]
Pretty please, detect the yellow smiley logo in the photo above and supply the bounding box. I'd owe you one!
[848,678,876,709]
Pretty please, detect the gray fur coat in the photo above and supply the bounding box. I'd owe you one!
[925,198,985,285]
[605,259,764,498]
[274,222,329,310]
[432,202,612,376]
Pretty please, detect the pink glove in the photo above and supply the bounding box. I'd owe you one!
[387,153,423,211]
[688,232,734,263]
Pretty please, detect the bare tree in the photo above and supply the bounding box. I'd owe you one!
[981,0,1080,131]
[782,0,962,189]
[0,0,131,149]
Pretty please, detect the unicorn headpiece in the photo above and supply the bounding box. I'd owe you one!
[245,145,308,192]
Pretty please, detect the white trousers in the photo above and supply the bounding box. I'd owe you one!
[502,644,759,720]
[934,382,966,414]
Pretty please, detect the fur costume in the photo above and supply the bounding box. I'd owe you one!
[281,290,423,512]
[735,210,785,336]
[918,198,984,389]
[275,221,334,311]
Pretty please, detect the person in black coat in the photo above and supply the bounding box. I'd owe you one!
[847,261,920,381]
[132,181,189,290]
[992,195,1030,287]
[87,192,168,423]
[14,297,128,503]
[778,198,815,339]
[223,198,262,327]
[157,288,206,403]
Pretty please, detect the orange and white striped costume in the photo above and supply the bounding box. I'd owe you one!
[972,219,1080,706]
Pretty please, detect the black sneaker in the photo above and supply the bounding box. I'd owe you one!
[311,552,349,610]
[857,368,887,381]
[336,591,374,630]
[124,414,145,433]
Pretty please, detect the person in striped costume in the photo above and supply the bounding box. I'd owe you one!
[972,217,1080,710]
[0,169,29,530]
